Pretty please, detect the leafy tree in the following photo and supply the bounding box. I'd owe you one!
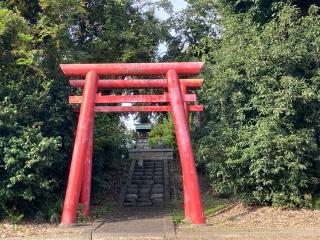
[0,0,169,221]
[148,114,176,147]
[163,0,219,61]
[195,2,320,207]
[0,6,72,220]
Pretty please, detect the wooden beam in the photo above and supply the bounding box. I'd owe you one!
[69,79,204,89]
[69,93,197,104]
[90,105,204,112]
[60,62,204,77]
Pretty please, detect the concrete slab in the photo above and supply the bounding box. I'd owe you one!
[93,206,175,240]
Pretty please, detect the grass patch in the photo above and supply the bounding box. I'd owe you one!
[204,204,227,217]
[172,208,185,224]
[171,193,231,225]
[91,204,111,220]
[202,194,228,217]
[312,193,320,210]
[75,204,111,223]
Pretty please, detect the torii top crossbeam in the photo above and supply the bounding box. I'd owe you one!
[60,62,206,226]
[60,62,203,76]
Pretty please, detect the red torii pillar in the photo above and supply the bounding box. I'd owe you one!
[180,83,191,219]
[61,71,98,223]
[79,120,94,218]
[60,62,205,225]
[167,70,204,223]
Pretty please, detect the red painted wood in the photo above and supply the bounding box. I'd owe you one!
[167,69,205,224]
[60,62,206,225]
[73,105,203,112]
[79,121,93,218]
[60,62,204,76]
[69,79,204,89]
[69,93,197,104]
[180,84,191,220]
[61,70,98,225]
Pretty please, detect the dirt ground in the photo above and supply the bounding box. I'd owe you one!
[3,203,320,239]
[0,221,98,239]
[176,203,320,240]
[211,203,320,227]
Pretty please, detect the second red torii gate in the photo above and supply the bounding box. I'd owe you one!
[60,62,206,225]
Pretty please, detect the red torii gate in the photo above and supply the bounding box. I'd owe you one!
[60,62,206,225]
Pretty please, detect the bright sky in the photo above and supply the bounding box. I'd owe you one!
[156,0,188,20]
[170,0,188,11]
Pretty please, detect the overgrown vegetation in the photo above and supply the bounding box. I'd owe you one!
[0,0,168,222]
[191,1,320,207]
[148,114,176,148]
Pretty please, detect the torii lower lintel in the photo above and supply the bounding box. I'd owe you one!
[60,62,206,225]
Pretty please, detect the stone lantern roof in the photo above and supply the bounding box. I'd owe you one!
[134,123,152,131]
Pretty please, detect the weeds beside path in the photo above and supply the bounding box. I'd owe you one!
[0,204,110,239]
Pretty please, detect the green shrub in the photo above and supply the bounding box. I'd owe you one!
[197,4,320,208]
[149,115,176,148]
[0,127,63,219]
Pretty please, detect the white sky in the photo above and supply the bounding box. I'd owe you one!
[156,0,187,20]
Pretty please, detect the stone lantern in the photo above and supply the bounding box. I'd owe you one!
[134,123,152,149]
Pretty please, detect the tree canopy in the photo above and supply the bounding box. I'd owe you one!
[188,0,320,207]
[0,0,168,221]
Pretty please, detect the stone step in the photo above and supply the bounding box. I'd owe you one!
[127,188,138,194]
[154,177,164,184]
[137,197,152,202]
[140,176,153,180]
[139,187,151,194]
[142,175,154,178]
[154,166,163,169]
[134,166,144,170]
[133,172,144,176]
[132,176,155,181]
[141,180,154,185]
[154,168,163,171]
[138,192,150,197]
[150,194,164,203]
[142,168,154,171]
[123,202,136,206]
[136,202,153,206]
[122,158,169,206]
[140,182,153,187]
[151,184,164,194]
[125,193,138,203]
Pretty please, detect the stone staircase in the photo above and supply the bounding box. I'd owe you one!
[123,160,166,206]
[120,142,173,206]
